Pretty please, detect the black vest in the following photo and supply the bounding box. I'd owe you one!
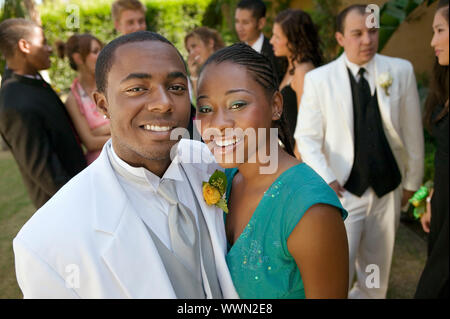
[344,68,401,197]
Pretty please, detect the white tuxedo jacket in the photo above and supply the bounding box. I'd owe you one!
[13,139,239,299]
[294,53,424,191]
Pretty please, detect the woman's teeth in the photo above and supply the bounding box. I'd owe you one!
[215,138,242,147]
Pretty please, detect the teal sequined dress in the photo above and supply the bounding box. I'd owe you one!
[225,163,347,299]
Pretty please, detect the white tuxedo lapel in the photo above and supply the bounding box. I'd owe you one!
[91,149,176,298]
[177,139,239,299]
[374,54,404,148]
[182,164,239,299]
[334,54,354,142]
[100,203,176,299]
[374,54,393,129]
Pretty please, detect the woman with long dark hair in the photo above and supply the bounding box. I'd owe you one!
[270,9,323,145]
[416,0,449,299]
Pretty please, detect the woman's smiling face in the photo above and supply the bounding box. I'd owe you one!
[196,61,281,168]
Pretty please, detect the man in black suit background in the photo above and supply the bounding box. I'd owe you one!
[234,0,286,84]
[0,18,87,208]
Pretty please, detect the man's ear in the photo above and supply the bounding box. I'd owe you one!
[271,91,283,121]
[93,91,110,119]
[257,17,266,31]
[17,39,31,54]
[335,32,345,47]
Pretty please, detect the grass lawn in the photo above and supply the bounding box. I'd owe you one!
[0,150,427,299]
[0,151,34,299]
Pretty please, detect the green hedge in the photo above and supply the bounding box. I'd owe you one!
[39,0,211,93]
[0,0,437,184]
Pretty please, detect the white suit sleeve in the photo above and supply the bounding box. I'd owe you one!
[13,237,80,299]
[294,73,337,184]
[399,63,425,191]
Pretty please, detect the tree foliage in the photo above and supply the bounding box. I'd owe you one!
[37,0,211,93]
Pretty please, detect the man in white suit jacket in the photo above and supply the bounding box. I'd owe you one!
[13,31,238,299]
[294,5,424,298]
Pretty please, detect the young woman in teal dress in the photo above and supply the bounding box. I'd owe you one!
[195,43,349,298]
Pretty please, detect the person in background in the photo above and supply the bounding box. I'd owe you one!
[235,0,286,84]
[0,18,86,208]
[294,4,424,298]
[112,0,147,35]
[57,34,110,164]
[416,0,449,299]
[184,26,225,99]
[270,9,323,149]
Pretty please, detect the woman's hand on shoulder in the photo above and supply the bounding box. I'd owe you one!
[287,203,349,298]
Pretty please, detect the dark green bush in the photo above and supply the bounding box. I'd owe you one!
[0,0,437,185]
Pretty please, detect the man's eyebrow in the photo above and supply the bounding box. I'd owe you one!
[167,71,188,81]
[120,73,151,84]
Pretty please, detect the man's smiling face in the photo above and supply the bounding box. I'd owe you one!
[95,40,191,169]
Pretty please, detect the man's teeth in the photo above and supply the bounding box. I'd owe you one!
[143,125,172,132]
[215,138,241,147]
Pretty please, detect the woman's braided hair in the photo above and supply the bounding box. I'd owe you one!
[199,43,295,156]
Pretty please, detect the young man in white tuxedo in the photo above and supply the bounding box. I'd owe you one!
[13,31,238,299]
[294,5,424,298]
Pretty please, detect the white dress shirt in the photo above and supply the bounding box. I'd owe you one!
[108,142,217,297]
[109,142,197,250]
[344,53,376,95]
[249,32,264,54]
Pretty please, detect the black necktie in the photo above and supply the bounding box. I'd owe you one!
[357,68,371,109]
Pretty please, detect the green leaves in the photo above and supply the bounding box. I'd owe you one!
[37,0,212,94]
[208,170,227,196]
[215,198,229,214]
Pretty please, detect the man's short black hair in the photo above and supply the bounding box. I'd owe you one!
[236,0,266,20]
[95,31,184,94]
[0,18,38,59]
[336,4,367,34]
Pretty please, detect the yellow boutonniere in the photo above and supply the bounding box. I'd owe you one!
[202,170,229,213]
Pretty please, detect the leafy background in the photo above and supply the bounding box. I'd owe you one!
[0,0,439,182]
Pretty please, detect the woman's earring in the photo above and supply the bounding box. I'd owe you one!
[103,115,108,119]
